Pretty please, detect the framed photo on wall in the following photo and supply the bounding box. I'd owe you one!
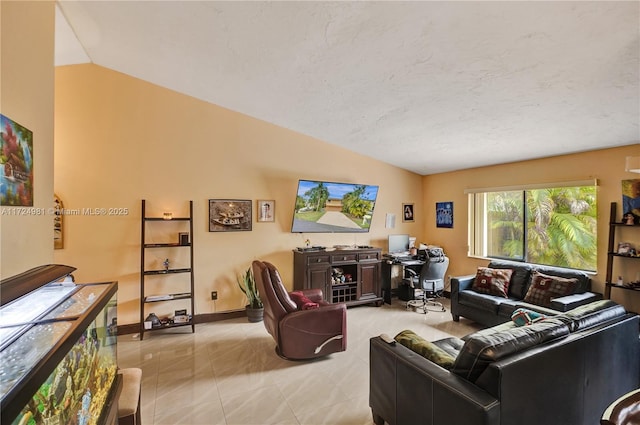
[403,203,414,222]
[54,194,63,249]
[436,202,453,228]
[257,200,275,222]
[209,199,252,232]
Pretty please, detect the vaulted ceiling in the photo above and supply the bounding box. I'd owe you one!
[55,1,639,175]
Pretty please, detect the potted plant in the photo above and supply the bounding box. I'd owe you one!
[237,266,264,322]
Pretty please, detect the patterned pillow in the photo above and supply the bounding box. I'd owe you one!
[523,271,579,307]
[289,291,319,310]
[472,267,514,298]
[511,308,547,326]
[394,330,456,369]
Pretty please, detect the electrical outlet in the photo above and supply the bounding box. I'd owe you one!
[211,291,218,300]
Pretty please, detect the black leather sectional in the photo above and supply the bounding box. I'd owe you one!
[369,300,640,425]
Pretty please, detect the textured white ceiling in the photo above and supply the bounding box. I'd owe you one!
[55,1,640,175]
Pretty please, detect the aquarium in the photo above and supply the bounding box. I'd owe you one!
[0,265,118,425]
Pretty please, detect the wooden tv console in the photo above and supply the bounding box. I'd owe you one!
[293,247,383,307]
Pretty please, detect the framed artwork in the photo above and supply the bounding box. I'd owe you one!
[54,194,63,249]
[622,179,640,223]
[436,202,453,228]
[209,199,252,232]
[0,114,34,206]
[257,200,275,222]
[402,203,414,222]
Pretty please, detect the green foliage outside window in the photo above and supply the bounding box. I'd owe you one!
[484,185,597,271]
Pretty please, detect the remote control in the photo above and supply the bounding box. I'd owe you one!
[379,333,396,345]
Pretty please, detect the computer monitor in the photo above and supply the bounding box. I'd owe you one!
[388,234,410,254]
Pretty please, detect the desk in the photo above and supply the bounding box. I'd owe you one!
[381,258,425,304]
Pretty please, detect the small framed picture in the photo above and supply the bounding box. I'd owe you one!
[403,203,414,222]
[436,202,454,228]
[257,200,275,222]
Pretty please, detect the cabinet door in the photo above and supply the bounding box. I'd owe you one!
[308,266,330,300]
[358,262,380,300]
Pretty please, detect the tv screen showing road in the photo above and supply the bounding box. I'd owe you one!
[292,180,379,233]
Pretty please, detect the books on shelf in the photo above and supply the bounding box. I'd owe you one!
[145,292,192,302]
[145,294,174,302]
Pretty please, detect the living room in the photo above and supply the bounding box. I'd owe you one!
[1,2,639,424]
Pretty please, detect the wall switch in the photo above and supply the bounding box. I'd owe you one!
[211,291,218,300]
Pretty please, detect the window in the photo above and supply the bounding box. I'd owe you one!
[468,181,597,271]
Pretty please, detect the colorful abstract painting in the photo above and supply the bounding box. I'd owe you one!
[1,114,33,206]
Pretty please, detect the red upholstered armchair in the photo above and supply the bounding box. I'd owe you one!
[252,260,347,360]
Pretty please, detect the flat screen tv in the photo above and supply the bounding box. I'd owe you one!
[292,179,379,233]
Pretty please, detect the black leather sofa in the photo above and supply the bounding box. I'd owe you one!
[451,259,601,327]
[370,301,640,425]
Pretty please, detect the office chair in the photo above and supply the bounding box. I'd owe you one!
[404,256,449,313]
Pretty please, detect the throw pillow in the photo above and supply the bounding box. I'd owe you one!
[511,308,547,326]
[472,267,514,298]
[289,291,320,310]
[523,271,578,307]
[394,329,456,369]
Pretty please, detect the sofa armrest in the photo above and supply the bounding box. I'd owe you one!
[451,275,476,294]
[295,288,324,303]
[550,291,602,312]
[370,336,500,425]
[450,275,477,321]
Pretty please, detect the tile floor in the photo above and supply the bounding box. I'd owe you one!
[117,299,482,425]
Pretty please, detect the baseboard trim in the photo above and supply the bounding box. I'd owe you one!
[117,309,247,336]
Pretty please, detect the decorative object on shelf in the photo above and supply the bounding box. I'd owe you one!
[624,213,636,225]
[403,203,414,222]
[179,232,189,245]
[53,193,64,249]
[163,258,170,271]
[173,308,190,323]
[617,242,632,255]
[257,199,275,222]
[144,312,162,328]
[163,212,173,220]
[622,179,640,223]
[436,201,454,228]
[0,114,33,206]
[209,199,252,232]
[237,266,263,322]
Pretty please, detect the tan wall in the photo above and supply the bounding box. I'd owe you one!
[423,144,640,313]
[0,1,55,278]
[53,64,424,325]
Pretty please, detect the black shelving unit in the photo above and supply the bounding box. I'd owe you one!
[140,199,195,339]
[604,202,640,299]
